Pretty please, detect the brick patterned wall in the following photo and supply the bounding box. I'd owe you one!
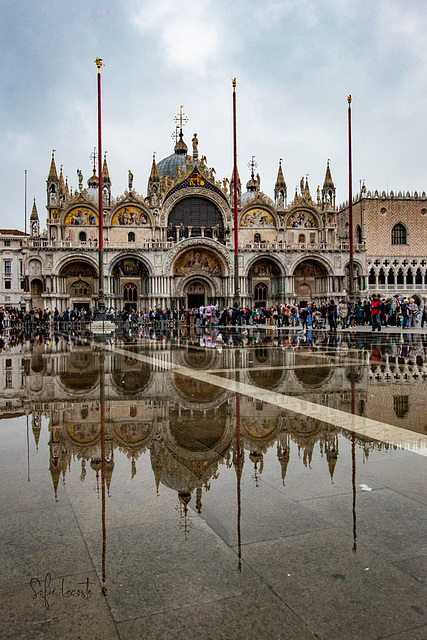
[339,196,427,256]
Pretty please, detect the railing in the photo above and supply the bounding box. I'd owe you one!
[240,242,366,252]
[368,283,426,291]
[27,239,365,252]
[28,239,178,250]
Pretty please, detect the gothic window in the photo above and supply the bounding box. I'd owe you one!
[397,268,404,285]
[368,268,376,285]
[378,268,385,285]
[391,223,407,245]
[406,269,413,286]
[355,224,362,244]
[254,233,261,243]
[79,231,87,242]
[387,269,395,285]
[128,232,135,242]
[124,283,138,302]
[415,268,422,285]
[254,282,267,303]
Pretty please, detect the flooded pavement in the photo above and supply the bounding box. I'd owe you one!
[1,328,427,640]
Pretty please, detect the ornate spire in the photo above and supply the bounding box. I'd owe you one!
[59,165,66,195]
[149,153,159,181]
[102,153,111,185]
[322,159,336,210]
[30,199,38,220]
[274,158,287,207]
[30,199,40,236]
[147,152,160,205]
[48,150,58,181]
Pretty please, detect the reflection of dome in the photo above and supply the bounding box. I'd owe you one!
[169,414,228,453]
[160,469,194,493]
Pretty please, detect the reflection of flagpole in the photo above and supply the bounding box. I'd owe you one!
[99,351,107,595]
[232,79,240,308]
[236,394,242,571]
[234,347,243,570]
[351,374,357,553]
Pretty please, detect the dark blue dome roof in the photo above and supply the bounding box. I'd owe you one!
[156,153,187,179]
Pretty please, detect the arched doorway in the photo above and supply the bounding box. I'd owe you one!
[293,259,329,303]
[184,280,208,308]
[59,260,98,310]
[30,278,43,309]
[174,248,224,308]
[248,258,282,307]
[111,258,149,311]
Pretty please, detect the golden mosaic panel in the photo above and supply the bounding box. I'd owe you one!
[287,211,318,228]
[64,207,98,226]
[112,206,150,226]
[174,248,222,276]
[240,208,275,228]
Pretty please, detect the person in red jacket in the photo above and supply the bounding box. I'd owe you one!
[370,295,381,332]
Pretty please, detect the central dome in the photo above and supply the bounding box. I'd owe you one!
[157,130,189,179]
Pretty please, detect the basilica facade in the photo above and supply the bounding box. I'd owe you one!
[19,128,366,312]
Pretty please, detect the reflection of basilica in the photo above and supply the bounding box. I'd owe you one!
[3,332,424,514]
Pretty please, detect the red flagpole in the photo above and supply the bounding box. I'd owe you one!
[348,95,354,302]
[232,79,239,307]
[95,58,105,317]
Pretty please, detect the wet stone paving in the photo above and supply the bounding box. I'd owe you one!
[0,325,426,640]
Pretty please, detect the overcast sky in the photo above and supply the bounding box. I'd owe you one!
[1,0,427,232]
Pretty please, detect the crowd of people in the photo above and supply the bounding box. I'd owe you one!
[0,295,426,335]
